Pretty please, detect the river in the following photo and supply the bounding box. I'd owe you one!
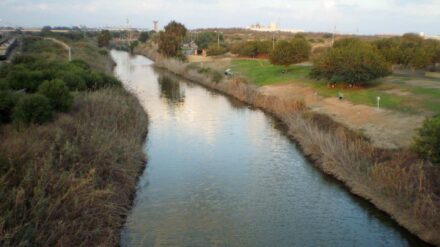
[111,50,427,247]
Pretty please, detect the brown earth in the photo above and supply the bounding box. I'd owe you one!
[259,83,425,149]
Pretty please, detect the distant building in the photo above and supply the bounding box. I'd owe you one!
[153,21,159,32]
[419,32,440,41]
[182,41,198,56]
[248,22,304,33]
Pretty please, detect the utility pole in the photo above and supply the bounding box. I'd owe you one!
[332,26,336,46]
[272,33,275,50]
[217,31,220,48]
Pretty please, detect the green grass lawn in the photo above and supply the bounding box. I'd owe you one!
[230,59,311,86]
[230,59,440,115]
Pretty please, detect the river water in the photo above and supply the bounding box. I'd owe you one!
[111,50,427,247]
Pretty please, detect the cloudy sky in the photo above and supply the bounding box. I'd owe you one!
[0,0,439,35]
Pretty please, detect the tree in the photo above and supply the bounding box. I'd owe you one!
[269,38,311,71]
[158,21,187,57]
[138,31,150,43]
[41,26,52,36]
[373,38,401,64]
[12,94,53,125]
[98,30,111,47]
[195,32,224,50]
[207,43,227,56]
[164,21,187,38]
[413,116,440,164]
[129,40,140,54]
[424,39,440,65]
[312,38,391,84]
[408,48,432,69]
[374,34,439,69]
[38,79,73,112]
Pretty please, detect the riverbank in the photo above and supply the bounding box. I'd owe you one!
[135,44,440,246]
[0,36,149,246]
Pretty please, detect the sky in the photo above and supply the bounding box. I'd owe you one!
[0,0,439,35]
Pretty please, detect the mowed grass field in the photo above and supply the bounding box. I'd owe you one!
[230,59,440,115]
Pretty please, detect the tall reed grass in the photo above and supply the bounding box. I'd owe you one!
[0,87,148,246]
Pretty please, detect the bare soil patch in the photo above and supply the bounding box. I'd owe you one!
[260,83,425,149]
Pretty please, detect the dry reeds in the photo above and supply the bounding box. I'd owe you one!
[0,87,148,246]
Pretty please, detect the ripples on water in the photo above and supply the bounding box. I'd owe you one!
[112,50,428,247]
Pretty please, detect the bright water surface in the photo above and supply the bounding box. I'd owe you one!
[112,50,428,247]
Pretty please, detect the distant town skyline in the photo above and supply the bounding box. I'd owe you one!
[1,0,439,35]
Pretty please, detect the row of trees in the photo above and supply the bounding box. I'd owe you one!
[373,33,440,69]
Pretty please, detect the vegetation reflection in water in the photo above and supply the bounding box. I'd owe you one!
[112,50,428,247]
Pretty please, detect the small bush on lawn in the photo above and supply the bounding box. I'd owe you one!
[413,116,440,164]
[12,94,53,125]
[38,79,73,112]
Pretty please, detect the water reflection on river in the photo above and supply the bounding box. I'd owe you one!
[111,50,427,247]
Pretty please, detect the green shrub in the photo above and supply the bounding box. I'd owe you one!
[197,67,223,83]
[7,67,45,92]
[211,70,223,83]
[0,90,21,123]
[207,43,227,56]
[239,41,259,57]
[12,94,53,125]
[269,38,311,69]
[69,60,91,71]
[98,49,108,56]
[11,55,38,65]
[57,72,87,91]
[311,38,391,84]
[38,79,73,112]
[0,79,9,90]
[83,72,121,90]
[413,116,440,164]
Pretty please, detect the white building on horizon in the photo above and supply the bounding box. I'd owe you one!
[248,22,304,33]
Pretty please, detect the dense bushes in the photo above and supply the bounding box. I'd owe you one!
[414,116,440,164]
[38,79,73,112]
[373,34,440,69]
[207,43,227,56]
[12,94,53,125]
[0,55,121,125]
[312,38,391,84]
[230,40,272,57]
[0,91,21,123]
[195,32,225,50]
[269,38,311,69]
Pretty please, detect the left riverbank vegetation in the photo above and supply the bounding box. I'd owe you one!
[0,31,148,246]
[133,21,440,245]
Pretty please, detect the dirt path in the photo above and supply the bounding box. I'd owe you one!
[260,83,425,149]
